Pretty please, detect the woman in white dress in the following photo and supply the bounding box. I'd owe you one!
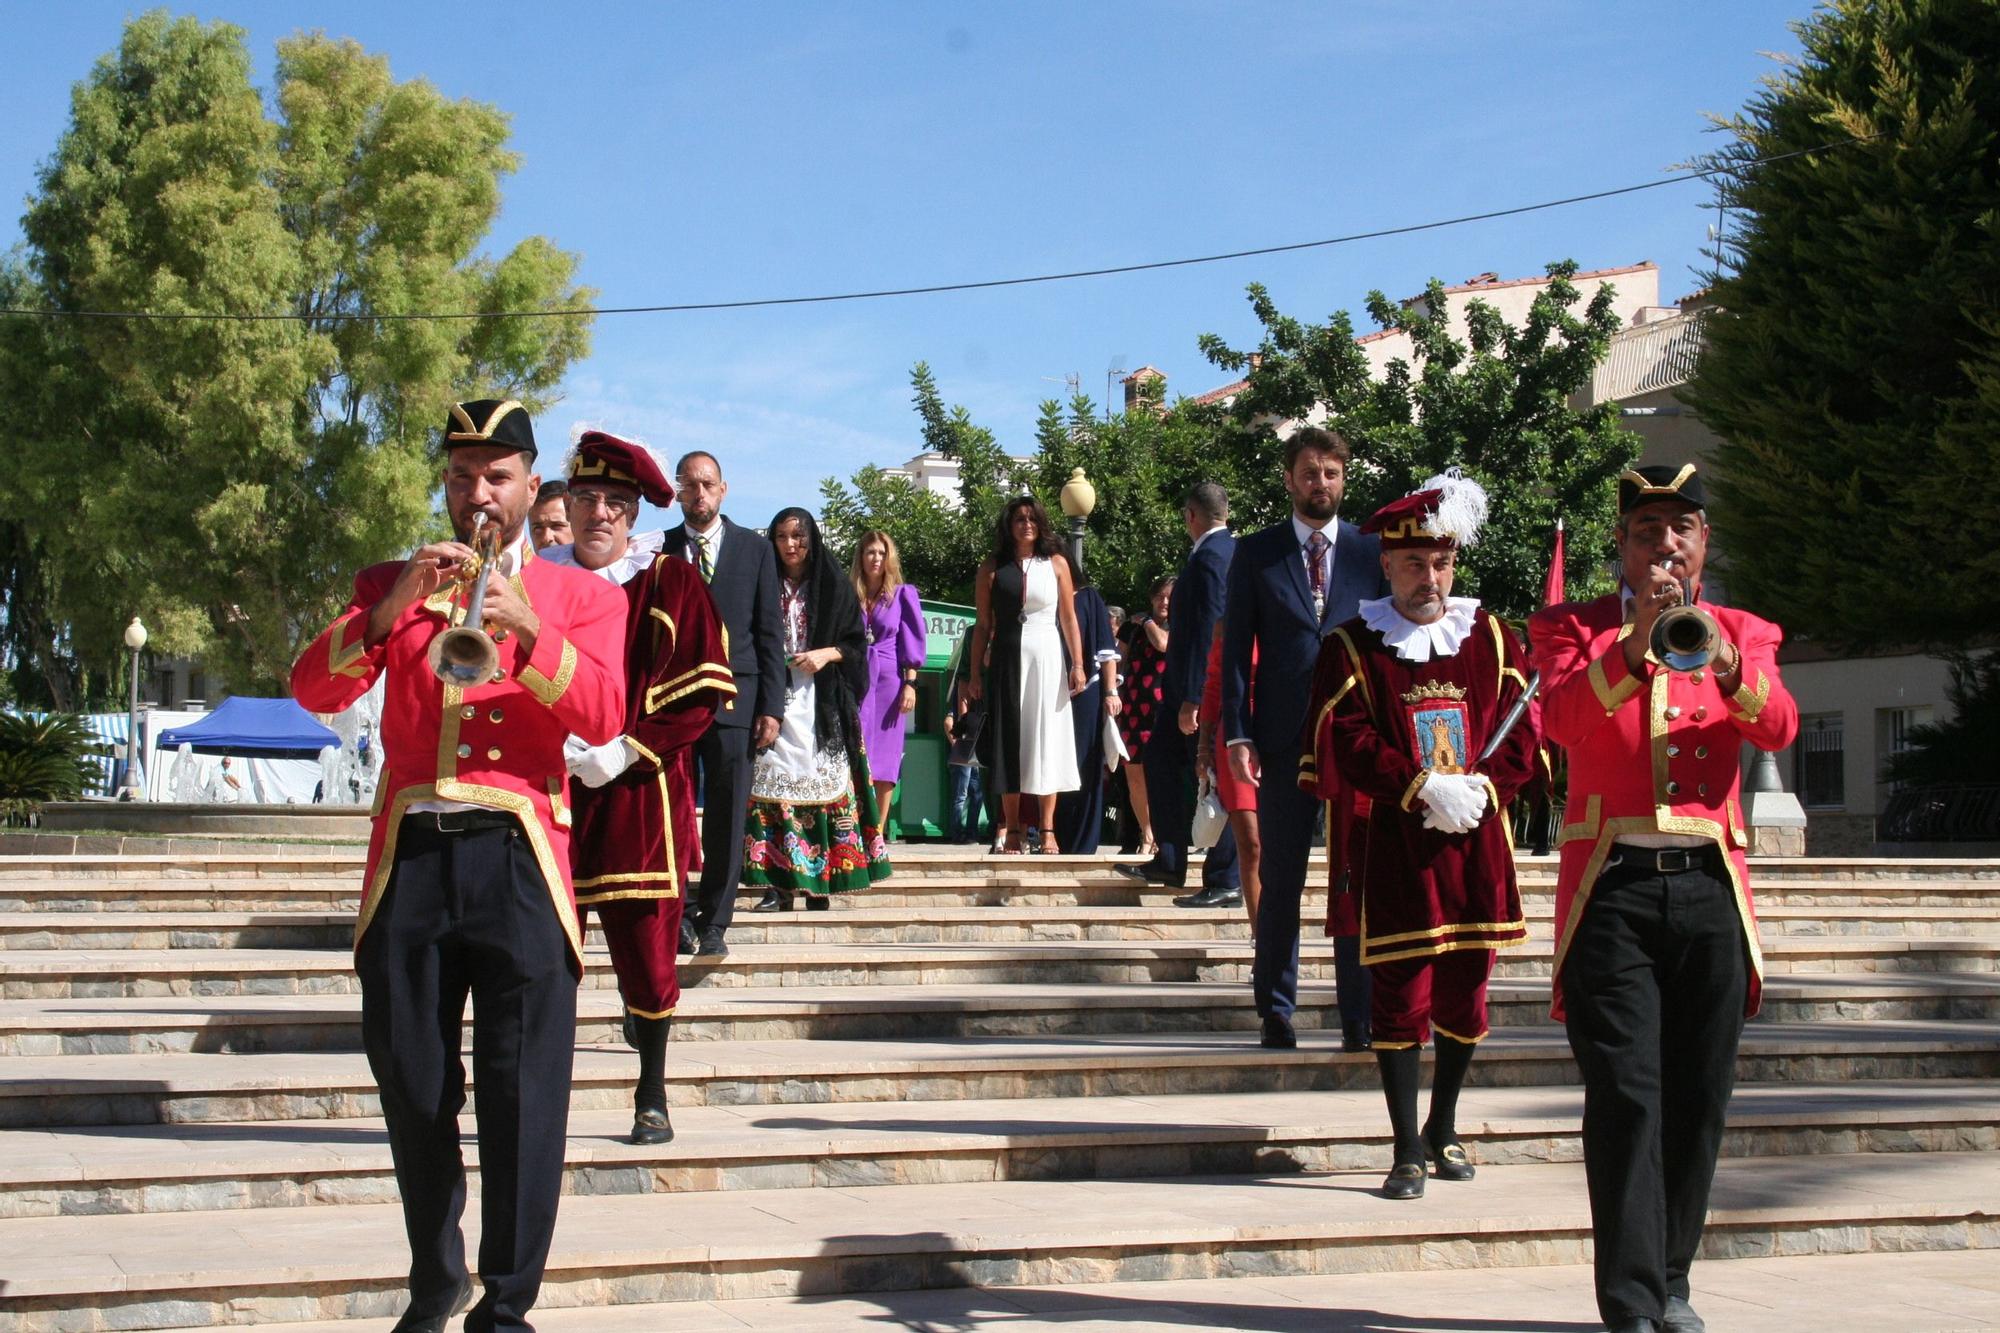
[966,496,1086,853]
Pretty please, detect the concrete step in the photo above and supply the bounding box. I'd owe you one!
[3,1019,1993,1128]
[2,1079,1990,1220]
[9,972,2000,1058]
[160,1249,2000,1333]
[0,1151,1993,1328]
[9,931,1998,1001]
[8,901,1997,952]
[4,873,1997,916]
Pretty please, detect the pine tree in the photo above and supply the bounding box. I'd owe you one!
[1686,0,2000,648]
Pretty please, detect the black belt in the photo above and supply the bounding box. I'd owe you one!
[1609,842,1717,874]
[400,809,517,836]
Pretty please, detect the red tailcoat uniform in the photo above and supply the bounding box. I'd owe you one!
[1302,608,1539,1045]
[1528,595,1798,1019]
[570,552,735,1017]
[291,546,627,971]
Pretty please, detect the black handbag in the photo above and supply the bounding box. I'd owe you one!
[947,702,987,767]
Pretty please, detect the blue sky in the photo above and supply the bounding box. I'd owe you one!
[2,3,1807,528]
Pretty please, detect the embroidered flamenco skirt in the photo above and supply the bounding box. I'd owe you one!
[742,668,892,894]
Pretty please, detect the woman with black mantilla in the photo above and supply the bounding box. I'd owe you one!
[743,508,892,907]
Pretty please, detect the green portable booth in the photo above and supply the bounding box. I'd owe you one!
[884,599,975,839]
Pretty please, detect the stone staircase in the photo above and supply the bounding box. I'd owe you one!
[0,847,1995,1332]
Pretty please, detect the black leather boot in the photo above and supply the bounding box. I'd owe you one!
[629,1015,674,1145]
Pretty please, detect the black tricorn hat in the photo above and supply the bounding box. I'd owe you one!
[1618,463,1705,515]
[443,399,537,458]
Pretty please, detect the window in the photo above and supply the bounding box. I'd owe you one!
[1879,705,1933,793]
[1795,712,1845,810]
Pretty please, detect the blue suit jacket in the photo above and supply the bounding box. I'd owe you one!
[1220,517,1383,759]
[1162,529,1235,712]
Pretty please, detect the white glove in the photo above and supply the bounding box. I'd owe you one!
[1417,772,1490,835]
[567,736,636,789]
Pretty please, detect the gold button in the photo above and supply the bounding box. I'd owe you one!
[460,705,476,720]
[1664,706,1682,721]
[1696,746,1709,760]
[1667,745,1680,758]
[1666,781,1681,796]
[456,744,471,759]
[1693,707,1708,721]
[486,747,502,761]
[489,709,504,723]
[1690,670,1705,684]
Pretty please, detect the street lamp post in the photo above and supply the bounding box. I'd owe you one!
[121,617,147,801]
[1058,468,1096,578]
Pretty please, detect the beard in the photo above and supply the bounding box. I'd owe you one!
[1295,492,1340,522]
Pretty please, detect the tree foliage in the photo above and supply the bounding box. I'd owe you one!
[1199,261,1639,618]
[1685,0,2000,648]
[0,13,595,700]
[0,713,99,822]
[1883,652,2000,788]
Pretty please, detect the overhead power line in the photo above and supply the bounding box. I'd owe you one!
[0,135,1879,324]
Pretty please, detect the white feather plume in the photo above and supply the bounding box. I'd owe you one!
[560,421,668,482]
[1418,467,1489,547]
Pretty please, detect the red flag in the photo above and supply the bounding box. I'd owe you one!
[1542,518,1566,607]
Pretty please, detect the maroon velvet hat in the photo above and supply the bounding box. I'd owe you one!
[1359,470,1489,550]
[568,431,675,507]
[1361,490,1454,549]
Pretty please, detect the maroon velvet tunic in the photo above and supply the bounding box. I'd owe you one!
[1305,607,1539,967]
[569,554,734,905]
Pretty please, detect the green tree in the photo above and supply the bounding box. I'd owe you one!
[1685,0,2000,648]
[0,713,99,823]
[819,362,1015,604]
[1198,261,1639,619]
[0,13,594,697]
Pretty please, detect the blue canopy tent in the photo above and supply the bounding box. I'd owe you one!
[157,697,338,760]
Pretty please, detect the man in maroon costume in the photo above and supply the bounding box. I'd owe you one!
[1303,471,1539,1199]
[545,430,734,1146]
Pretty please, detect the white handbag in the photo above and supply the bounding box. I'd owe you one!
[1190,778,1228,849]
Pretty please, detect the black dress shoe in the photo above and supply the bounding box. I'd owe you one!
[1115,861,1169,884]
[698,927,729,958]
[390,1276,474,1333]
[1606,1321,1660,1333]
[1172,884,1243,909]
[1259,1015,1297,1049]
[1423,1129,1476,1182]
[750,889,790,912]
[1381,1161,1426,1200]
[1662,1296,1705,1333]
[806,893,830,912]
[1341,1026,1372,1053]
[630,1106,674,1146]
[677,919,701,956]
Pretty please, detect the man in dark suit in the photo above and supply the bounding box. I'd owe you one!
[663,451,787,956]
[1221,426,1384,1050]
[1119,482,1238,896]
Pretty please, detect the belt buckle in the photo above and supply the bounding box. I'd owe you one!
[1659,848,1695,873]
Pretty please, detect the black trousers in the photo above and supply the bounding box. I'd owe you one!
[1142,721,1239,889]
[1561,846,1748,1329]
[1252,756,1370,1031]
[691,723,754,934]
[356,821,579,1333]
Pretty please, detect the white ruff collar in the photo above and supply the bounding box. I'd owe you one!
[1359,595,1480,662]
[542,529,666,587]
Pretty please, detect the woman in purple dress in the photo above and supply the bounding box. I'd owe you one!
[851,531,927,825]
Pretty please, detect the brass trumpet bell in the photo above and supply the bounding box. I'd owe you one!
[428,512,506,685]
[1650,585,1720,674]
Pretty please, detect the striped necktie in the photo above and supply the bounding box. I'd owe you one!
[693,532,714,584]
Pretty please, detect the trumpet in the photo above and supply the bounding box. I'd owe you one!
[1648,562,1720,673]
[427,511,505,686]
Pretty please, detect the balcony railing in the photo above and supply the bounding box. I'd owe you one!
[1877,784,2000,843]
[1593,309,1709,403]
